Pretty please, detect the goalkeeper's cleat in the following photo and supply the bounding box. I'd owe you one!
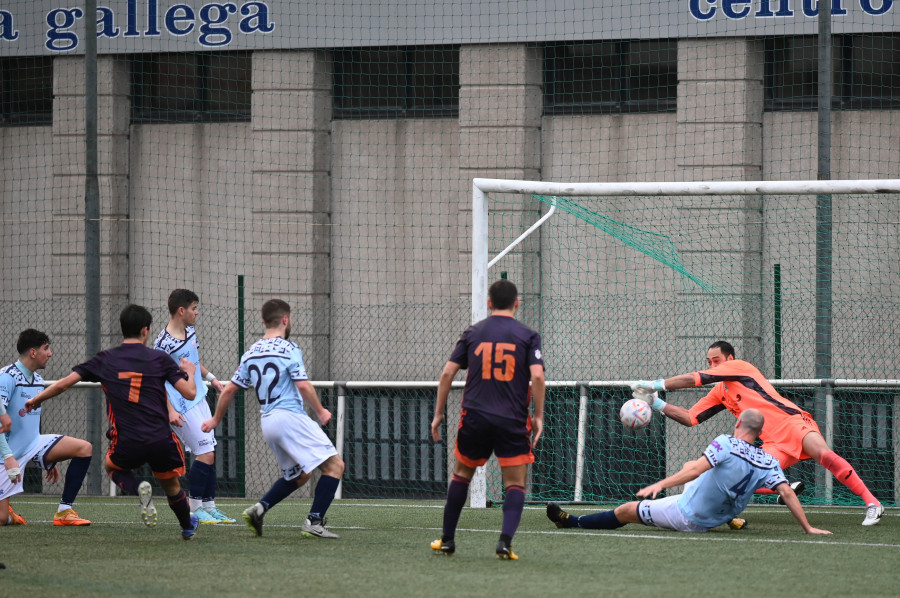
[53,509,91,526]
[728,517,747,530]
[862,503,884,526]
[8,505,26,525]
[546,502,571,528]
[776,481,806,505]
[496,540,518,560]
[243,503,265,536]
[138,481,158,527]
[431,538,455,555]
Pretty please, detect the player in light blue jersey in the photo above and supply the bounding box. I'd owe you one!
[202,299,345,539]
[0,329,93,527]
[152,289,234,524]
[547,409,831,535]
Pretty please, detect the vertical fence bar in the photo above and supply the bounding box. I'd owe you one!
[83,0,103,496]
[774,264,782,379]
[824,382,834,502]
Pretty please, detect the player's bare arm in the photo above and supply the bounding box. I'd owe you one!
[637,456,712,499]
[25,371,83,412]
[297,380,331,426]
[0,412,10,433]
[201,382,239,432]
[432,361,461,442]
[175,357,198,400]
[529,363,545,448]
[776,481,832,535]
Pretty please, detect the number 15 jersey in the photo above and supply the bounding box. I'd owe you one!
[450,314,544,424]
[231,336,308,416]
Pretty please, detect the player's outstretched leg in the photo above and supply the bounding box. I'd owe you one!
[138,481,158,527]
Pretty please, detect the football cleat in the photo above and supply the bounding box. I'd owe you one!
[496,540,518,560]
[243,503,265,536]
[546,502,571,529]
[193,508,220,524]
[53,509,91,526]
[138,481,158,527]
[728,518,747,530]
[862,503,884,527]
[777,481,806,505]
[301,518,340,539]
[431,538,455,555]
[205,506,236,523]
[182,513,200,540]
[8,505,26,525]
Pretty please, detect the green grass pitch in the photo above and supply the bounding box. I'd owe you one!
[1,496,896,598]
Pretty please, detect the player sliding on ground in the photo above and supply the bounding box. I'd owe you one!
[547,409,831,535]
[632,340,883,527]
[26,305,203,540]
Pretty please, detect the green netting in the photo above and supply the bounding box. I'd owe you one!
[0,3,897,506]
[482,191,898,506]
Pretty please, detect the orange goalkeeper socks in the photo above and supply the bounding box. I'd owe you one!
[820,450,879,506]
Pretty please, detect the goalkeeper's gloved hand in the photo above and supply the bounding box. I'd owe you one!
[631,381,668,411]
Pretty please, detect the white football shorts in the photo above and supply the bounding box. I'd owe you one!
[260,408,338,481]
[171,400,217,456]
[0,434,63,501]
[637,494,708,533]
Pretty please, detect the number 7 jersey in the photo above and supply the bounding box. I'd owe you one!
[231,336,309,415]
[450,314,544,423]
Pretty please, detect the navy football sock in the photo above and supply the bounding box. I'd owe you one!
[308,475,340,522]
[189,460,213,501]
[61,456,92,506]
[577,510,626,530]
[110,470,140,496]
[441,474,470,540]
[260,476,299,512]
[500,485,525,541]
[202,461,217,503]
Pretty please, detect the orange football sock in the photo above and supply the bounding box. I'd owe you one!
[820,450,879,505]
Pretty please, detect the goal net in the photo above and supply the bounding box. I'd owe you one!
[474,178,900,507]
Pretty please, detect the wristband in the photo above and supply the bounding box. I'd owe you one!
[204,372,216,382]
[651,395,668,411]
[2,453,12,460]
[651,378,666,392]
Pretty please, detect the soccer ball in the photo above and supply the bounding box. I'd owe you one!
[620,398,652,430]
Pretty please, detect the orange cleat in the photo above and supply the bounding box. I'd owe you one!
[53,508,91,526]
[8,505,26,525]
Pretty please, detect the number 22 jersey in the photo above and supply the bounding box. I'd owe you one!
[230,336,308,416]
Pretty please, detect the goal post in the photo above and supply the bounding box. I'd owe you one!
[471,177,900,507]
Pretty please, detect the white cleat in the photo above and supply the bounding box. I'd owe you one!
[862,503,884,526]
[301,518,340,539]
[139,481,158,527]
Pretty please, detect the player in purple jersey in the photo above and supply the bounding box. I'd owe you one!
[430,280,545,560]
[27,305,203,540]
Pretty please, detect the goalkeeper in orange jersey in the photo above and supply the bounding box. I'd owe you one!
[632,340,883,527]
